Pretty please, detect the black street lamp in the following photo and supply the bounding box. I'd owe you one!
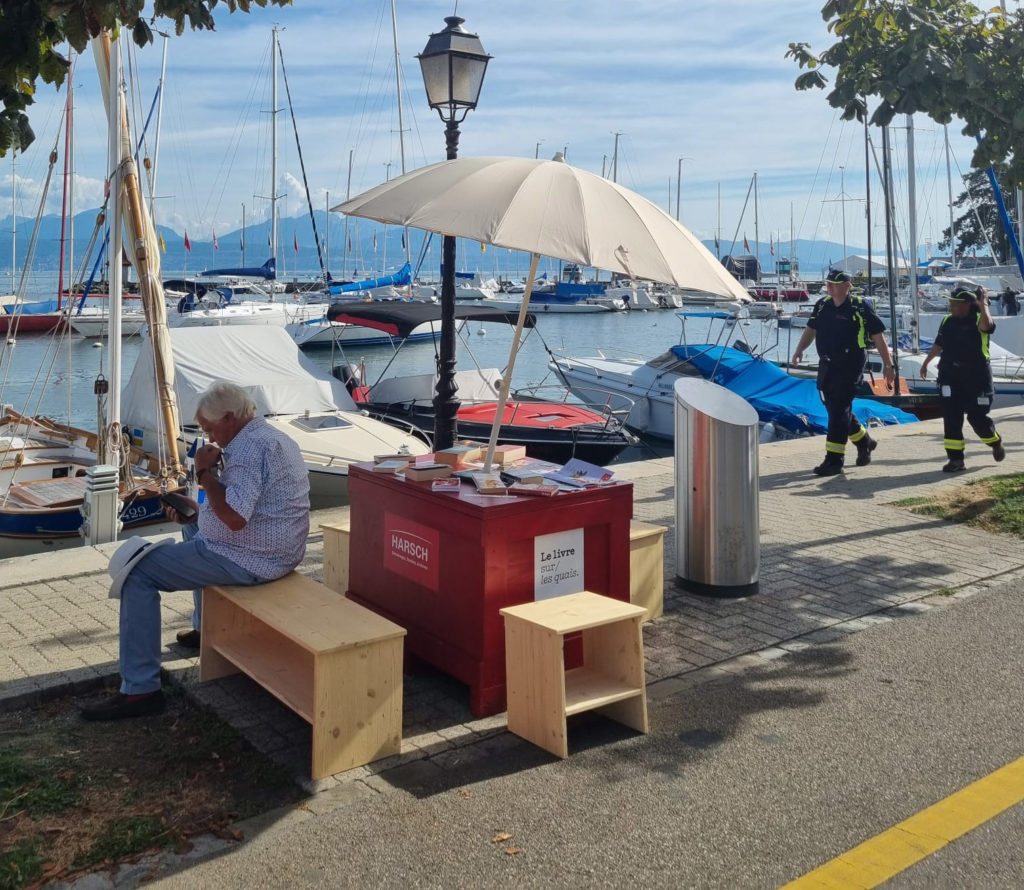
[417,15,491,451]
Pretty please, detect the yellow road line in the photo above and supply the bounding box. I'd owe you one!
[782,756,1024,889]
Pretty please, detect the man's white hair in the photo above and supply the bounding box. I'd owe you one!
[195,381,257,423]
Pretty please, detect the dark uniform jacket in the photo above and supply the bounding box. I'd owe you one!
[807,295,886,359]
[935,310,993,392]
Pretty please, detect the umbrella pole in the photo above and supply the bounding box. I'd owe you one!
[483,252,540,471]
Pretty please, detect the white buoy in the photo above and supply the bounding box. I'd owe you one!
[477,325,486,336]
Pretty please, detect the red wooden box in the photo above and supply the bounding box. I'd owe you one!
[347,464,632,717]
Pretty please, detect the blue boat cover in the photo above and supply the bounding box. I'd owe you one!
[670,344,918,434]
[19,299,61,315]
[327,263,412,295]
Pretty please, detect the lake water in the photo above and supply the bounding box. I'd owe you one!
[1,307,807,432]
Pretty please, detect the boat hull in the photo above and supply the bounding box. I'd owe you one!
[358,401,635,464]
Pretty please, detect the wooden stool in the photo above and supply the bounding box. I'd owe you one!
[320,519,351,595]
[500,591,649,758]
[630,519,667,621]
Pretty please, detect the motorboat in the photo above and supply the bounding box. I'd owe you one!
[870,338,1024,410]
[121,326,430,506]
[324,302,638,464]
[551,312,918,440]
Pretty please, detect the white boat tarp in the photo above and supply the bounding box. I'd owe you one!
[123,327,358,433]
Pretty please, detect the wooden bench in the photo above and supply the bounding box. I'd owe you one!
[630,520,667,621]
[320,519,351,595]
[200,572,406,779]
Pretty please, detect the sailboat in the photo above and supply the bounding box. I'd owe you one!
[0,32,184,543]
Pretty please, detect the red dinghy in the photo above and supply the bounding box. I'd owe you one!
[329,302,636,464]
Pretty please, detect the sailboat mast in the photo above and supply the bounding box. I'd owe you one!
[944,125,956,270]
[107,35,123,431]
[270,26,279,265]
[58,69,72,305]
[612,132,621,183]
[9,151,14,296]
[391,0,411,269]
[241,203,246,266]
[148,34,169,221]
[907,114,920,352]
[865,114,873,293]
[343,149,353,277]
[753,171,760,282]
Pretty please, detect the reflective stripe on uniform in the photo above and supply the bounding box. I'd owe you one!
[851,297,868,348]
[981,433,1001,445]
[944,438,966,451]
[977,313,990,359]
[849,425,867,443]
[825,440,847,455]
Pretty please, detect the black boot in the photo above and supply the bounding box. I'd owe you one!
[813,453,844,476]
[991,439,1006,462]
[855,435,877,467]
[942,448,966,473]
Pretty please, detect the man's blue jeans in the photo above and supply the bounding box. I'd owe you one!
[118,530,263,695]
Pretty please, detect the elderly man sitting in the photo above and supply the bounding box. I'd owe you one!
[82,381,310,721]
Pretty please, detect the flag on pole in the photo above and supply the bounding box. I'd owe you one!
[480,241,486,254]
[373,232,378,250]
[212,230,219,250]
[158,233,166,254]
[184,231,191,253]
[714,235,720,255]
[401,232,406,250]
[769,235,774,257]
[293,231,299,253]
[348,236,352,254]
[743,233,750,253]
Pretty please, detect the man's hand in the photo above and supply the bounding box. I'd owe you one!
[195,443,223,475]
[883,364,895,390]
[920,360,930,379]
[163,496,200,525]
[791,349,804,366]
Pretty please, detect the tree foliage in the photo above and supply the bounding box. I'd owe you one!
[939,166,1020,263]
[787,1,1024,184]
[0,0,292,157]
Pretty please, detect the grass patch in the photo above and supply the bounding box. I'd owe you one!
[0,687,307,888]
[892,472,1024,536]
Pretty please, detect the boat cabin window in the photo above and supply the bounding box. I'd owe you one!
[291,415,354,432]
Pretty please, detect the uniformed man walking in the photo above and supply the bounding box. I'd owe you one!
[791,269,896,476]
[919,282,1006,472]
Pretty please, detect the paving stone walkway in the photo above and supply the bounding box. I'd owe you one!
[2,409,1021,795]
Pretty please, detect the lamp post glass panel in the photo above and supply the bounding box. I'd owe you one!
[417,16,491,451]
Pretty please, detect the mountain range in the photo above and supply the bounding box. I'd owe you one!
[0,209,866,284]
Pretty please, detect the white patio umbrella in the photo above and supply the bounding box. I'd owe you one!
[333,154,751,469]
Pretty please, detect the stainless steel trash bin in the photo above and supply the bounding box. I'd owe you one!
[674,378,759,597]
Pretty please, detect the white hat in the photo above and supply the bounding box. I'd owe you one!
[108,537,174,600]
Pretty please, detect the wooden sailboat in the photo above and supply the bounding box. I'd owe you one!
[0,31,184,544]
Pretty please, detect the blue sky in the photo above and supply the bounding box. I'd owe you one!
[1,0,1013,261]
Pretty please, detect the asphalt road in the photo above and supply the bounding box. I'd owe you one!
[154,580,1024,890]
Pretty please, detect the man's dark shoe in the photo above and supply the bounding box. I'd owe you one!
[992,441,1006,462]
[855,437,877,467]
[942,458,967,473]
[176,629,201,649]
[813,459,844,477]
[81,691,165,722]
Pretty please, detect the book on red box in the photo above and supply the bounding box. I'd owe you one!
[410,453,438,467]
[491,444,527,465]
[435,444,483,466]
[372,459,410,474]
[508,481,560,497]
[402,463,453,482]
[470,471,508,495]
[430,477,462,493]
[543,457,615,488]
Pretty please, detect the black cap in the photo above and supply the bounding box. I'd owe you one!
[825,268,852,284]
[949,284,977,302]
